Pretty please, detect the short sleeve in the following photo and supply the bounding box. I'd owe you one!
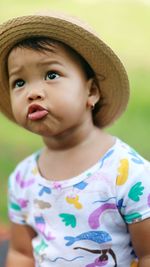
[116,152,150,224]
[8,170,27,224]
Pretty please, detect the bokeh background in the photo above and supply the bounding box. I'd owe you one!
[0,0,150,224]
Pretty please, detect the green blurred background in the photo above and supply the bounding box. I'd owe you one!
[0,0,150,224]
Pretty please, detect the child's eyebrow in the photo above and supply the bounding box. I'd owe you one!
[8,66,24,78]
[37,60,64,68]
[9,60,64,78]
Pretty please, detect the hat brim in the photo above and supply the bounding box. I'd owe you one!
[0,13,129,127]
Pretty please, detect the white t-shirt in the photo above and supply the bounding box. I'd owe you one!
[8,138,150,267]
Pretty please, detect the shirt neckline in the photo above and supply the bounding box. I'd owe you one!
[32,137,119,188]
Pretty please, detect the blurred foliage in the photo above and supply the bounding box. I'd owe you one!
[0,0,150,223]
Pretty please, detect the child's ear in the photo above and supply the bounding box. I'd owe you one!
[87,78,100,109]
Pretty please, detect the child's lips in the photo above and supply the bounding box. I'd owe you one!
[27,104,48,121]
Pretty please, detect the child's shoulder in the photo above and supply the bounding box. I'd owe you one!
[115,138,150,177]
[116,138,149,162]
[10,150,41,177]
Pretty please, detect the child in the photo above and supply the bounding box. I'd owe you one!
[0,12,150,267]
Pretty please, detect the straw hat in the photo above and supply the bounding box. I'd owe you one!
[0,12,129,127]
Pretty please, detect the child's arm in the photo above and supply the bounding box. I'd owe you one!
[6,223,36,267]
[129,218,150,267]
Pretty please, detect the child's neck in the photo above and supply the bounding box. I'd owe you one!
[42,121,99,151]
[38,124,114,181]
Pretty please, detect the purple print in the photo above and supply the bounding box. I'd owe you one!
[86,257,107,267]
[148,194,150,207]
[88,203,117,229]
[16,172,35,188]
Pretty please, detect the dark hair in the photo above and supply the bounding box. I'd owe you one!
[11,36,95,80]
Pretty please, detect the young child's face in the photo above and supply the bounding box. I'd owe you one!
[8,43,97,137]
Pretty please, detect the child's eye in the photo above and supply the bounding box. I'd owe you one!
[45,71,60,80]
[13,79,25,89]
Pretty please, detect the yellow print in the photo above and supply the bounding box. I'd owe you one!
[130,259,138,267]
[116,159,129,185]
[32,167,38,175]
[66,195,83,209]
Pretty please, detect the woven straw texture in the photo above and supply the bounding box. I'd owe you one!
[0,13,129,127]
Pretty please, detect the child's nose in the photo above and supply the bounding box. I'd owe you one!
[27,87,45,101]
